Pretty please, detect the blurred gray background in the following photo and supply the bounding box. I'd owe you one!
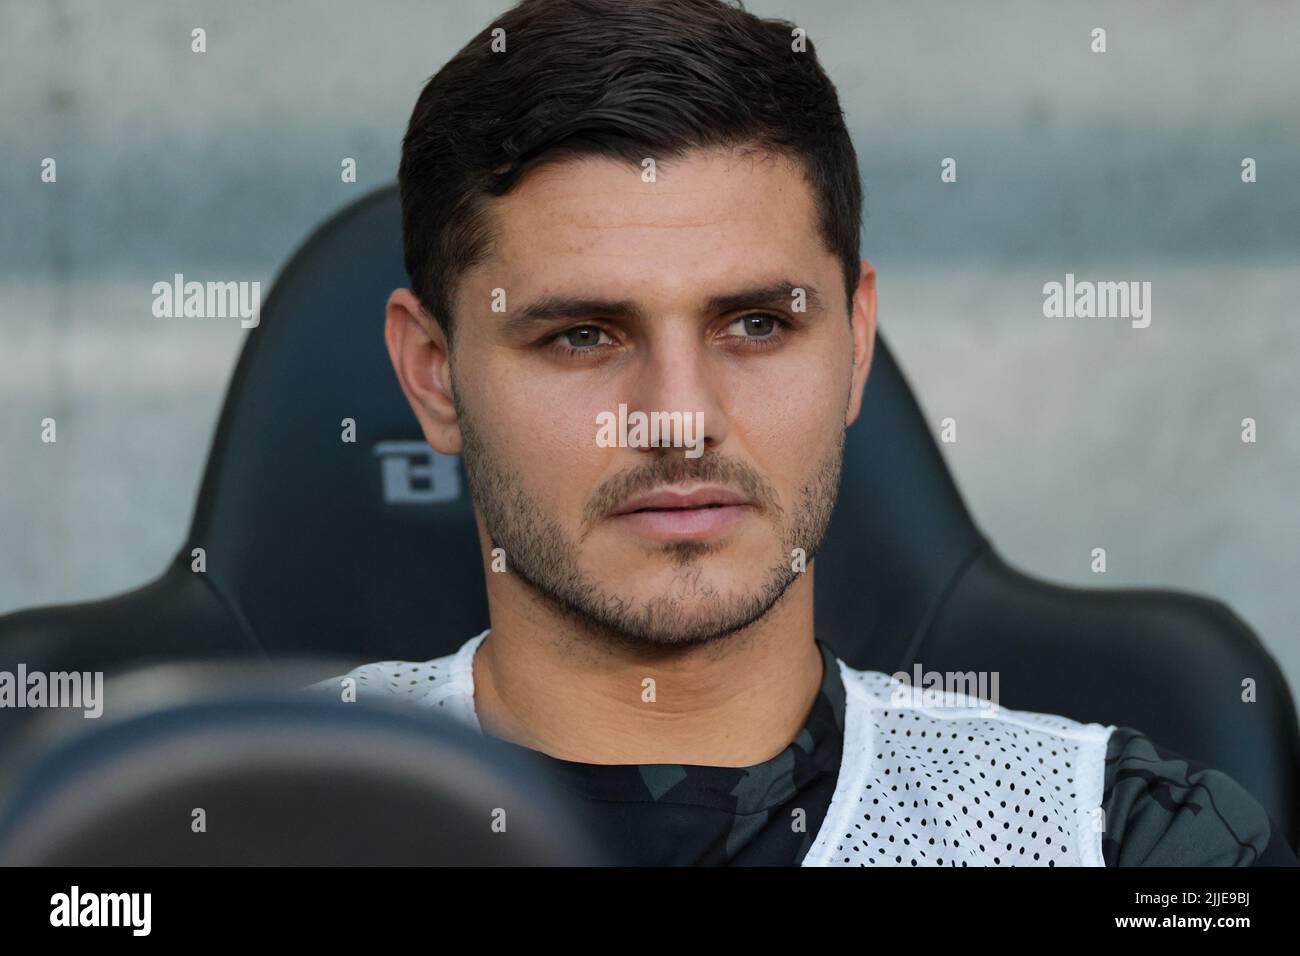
[2,1,1297,703]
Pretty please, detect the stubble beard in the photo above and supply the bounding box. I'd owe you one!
[456,396,845,651]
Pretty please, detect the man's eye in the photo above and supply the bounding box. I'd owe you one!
[723,314,779,338]
[559,325,610,348]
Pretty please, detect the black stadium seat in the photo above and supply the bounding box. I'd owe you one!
[2,184,1296,849]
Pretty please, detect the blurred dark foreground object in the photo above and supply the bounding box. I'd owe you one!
[0,660,605,865]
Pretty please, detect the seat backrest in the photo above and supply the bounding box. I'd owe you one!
[3,185,1295,846]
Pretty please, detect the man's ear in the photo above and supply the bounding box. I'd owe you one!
[844,259,878,427]
[384,288,464,454]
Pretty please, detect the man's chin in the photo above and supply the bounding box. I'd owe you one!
[583,605,774,649]
[562,564,799,648]
[583,556,770,601]
[595,521,774,566]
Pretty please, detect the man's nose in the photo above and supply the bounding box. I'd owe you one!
[626,332,729,456]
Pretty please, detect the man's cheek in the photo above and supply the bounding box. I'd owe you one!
[768,417,837,495]
[524,446,598,513]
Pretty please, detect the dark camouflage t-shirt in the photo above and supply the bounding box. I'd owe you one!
[498,638,846,865]
[498,639,1296,866]
[1101,727,1292,866]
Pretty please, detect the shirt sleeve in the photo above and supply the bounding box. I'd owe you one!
[1100,726,1294,866]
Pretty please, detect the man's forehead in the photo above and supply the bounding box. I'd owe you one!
[467,147,830,301]
[491,147,815,230]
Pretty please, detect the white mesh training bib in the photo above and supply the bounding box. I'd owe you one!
[799,663,1112,867]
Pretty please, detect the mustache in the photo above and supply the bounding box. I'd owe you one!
[582,451,782,528]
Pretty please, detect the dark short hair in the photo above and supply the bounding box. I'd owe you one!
[399,0,862,343]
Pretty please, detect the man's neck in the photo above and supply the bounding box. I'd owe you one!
[471,572,823,766]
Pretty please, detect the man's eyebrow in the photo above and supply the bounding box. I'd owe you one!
[703,280,823,316]
[502,296,648,336]
[502,280,824,336]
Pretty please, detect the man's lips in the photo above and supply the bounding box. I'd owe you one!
[613,485,752,514]
[609,485,755,540]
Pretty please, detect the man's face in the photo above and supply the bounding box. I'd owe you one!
[420,147,872,648]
